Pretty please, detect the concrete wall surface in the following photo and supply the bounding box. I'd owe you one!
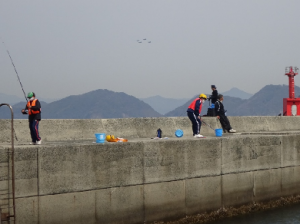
[0,132,299,223]
[1,116,300,142]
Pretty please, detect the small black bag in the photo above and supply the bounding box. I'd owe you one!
[157,128,162,138]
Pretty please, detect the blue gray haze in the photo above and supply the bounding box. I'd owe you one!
[1,1,300,100]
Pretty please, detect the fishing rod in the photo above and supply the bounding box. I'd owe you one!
[1,38,28,102]
[201,119,215,131]
[1,38,29,141]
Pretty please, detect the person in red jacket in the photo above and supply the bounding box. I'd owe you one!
[186,94,207,138]
[21,92,42,145]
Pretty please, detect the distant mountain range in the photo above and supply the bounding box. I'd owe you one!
[0,92,58,105]
[221,88,253,99]
[140,95,189,115]
[1,85,299,119]
[0,89,162,119]
[164,95,245,117]
[166,85,300,117]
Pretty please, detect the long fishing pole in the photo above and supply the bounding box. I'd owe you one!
[201,119,215,131]
[1,38,29,141]
[1,38,28,102]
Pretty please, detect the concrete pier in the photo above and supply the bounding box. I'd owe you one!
[0,117,300,224]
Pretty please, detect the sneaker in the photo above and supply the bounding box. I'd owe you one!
[36,140,42,145]
[228,129,236,133]
[194,134,204,138]
[30,142,36,145]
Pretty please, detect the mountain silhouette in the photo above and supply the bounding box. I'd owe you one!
[221,87,253,99]
[165,84,300,116]
[0,89,162,119]
[140,95,190,115]
[1,85,299,119]
[231,84,300,116]
[165,95,245,117]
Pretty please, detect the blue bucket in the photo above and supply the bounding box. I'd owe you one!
[95,133,106,143]
[175,129,183,138]
[215,129,223,137]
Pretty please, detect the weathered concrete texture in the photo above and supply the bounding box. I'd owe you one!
[281,134,300,167]
[144,181,186,223]
[229,116,300,133]
[1,116,300,143]
[38,191,95,224]
[14,147,38,197]
[95,185,144,224]
[38,143,144,195]
[253,168,282,202]
[35,139,222,195]
[281,166,300,197]
[222,136,281,174]
[144,139,221,183]
[222,172,254,207]
[0,116,300,224]
[185,176,222,215]
[15,197,38,224]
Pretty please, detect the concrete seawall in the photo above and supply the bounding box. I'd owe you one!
[1,116,300,142]
[0,117,300,224]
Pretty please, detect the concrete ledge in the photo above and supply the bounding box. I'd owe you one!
[1,116,300,142]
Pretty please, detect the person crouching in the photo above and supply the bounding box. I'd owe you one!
[187,94,207,138]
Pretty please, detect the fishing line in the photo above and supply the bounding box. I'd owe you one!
[1,37,28,102]
[1,37,27,141]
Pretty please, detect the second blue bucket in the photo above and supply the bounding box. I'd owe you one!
[175,129,183,138]
[95,133,106,143]
[215,129,223,137]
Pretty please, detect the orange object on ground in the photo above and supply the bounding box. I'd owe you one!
[107,137,128,142]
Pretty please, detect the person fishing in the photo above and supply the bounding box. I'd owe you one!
[21,92,42,144]
[187,93,207,138]
[215,94,236,133]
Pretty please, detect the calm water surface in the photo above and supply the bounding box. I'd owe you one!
[209,203,300,224]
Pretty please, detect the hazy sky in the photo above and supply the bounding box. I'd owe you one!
[1,0,300,100]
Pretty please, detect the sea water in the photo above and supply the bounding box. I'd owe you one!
[210,202,300,224]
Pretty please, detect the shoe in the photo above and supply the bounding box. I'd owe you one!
[194,134,204,138]
[36,140,42,145]
[228,129,236,133]
[30,142,36,145]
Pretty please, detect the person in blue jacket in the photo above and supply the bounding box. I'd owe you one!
[187,94,207,138]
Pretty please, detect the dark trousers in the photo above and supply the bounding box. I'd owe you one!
[219,115,232,131]
[29,120,41,142]
[187,112,201,135]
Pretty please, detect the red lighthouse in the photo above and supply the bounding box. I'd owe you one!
[283,66,300,116]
